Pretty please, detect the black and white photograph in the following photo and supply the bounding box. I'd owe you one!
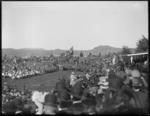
[2,1,149,115]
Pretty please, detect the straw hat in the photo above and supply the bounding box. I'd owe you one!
[131,69,140,78]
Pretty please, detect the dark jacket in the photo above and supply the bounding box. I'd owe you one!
[67,101,84,115]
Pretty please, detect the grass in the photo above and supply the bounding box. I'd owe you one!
[2,71,84,92]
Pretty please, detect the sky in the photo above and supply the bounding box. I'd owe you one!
[2,1,148,50]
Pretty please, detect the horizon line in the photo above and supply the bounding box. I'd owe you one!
[2,45,136,51]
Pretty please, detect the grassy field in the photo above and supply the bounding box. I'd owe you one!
[2,71,84,92]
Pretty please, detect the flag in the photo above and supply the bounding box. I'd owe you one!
[69,46,74,55]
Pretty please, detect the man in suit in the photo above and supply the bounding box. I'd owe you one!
[56,89,72,114]
[67,84,84,114]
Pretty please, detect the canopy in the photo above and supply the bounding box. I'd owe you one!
[120,52,148,57]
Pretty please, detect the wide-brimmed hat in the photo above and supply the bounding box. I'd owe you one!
[131,70,140,78]
[44,94,58,107]
[57,89,71,103]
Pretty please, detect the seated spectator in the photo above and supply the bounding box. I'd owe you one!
[43,94,58,114]
[3,100,17,115]
[68,85,84,114]
[57,89,72,114]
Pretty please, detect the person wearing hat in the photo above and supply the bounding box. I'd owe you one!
[57,89,72,114]
[116,71,127,81]
[95,93,104,113]
[43,93,58,115]
[32,91,49,115]
[126,69,146,92]
[68,85,84,114]
[73,78,84,91]
[22,90,37,114]
[55,81,66,93]
[71,77,83,87]
[108,69,116,79]
[82,73,92,88]
[97,76,109,94]
[3,82,11,94]
[9,89,16,99]
[108,75,123,93]
[70,72,77,86]
[21,90,29,103]
[120,85,148,114]
[88,86,99,97]
[13,97,24,114]
[11,87,21,98]
[123,73,132,87]
[3,100,17,115]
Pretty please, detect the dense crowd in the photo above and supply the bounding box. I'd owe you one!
[2,61,59,79]
[2,57,149,114]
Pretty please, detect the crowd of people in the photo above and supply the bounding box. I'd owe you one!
[2,56,149,114]
[2,61,59,79]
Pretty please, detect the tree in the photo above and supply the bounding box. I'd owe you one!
[136,35,148,53]
[80,51,84,57]
[121,46,131,55]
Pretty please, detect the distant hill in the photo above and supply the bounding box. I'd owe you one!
[2,46,135,57]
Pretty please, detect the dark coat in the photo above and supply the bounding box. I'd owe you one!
[22,100,37,114]
[3,100,17,114]
[67,101,84,115]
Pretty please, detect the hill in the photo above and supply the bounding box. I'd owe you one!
[2,45,135,57]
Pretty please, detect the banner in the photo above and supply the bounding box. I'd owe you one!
[69,46,74,56]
